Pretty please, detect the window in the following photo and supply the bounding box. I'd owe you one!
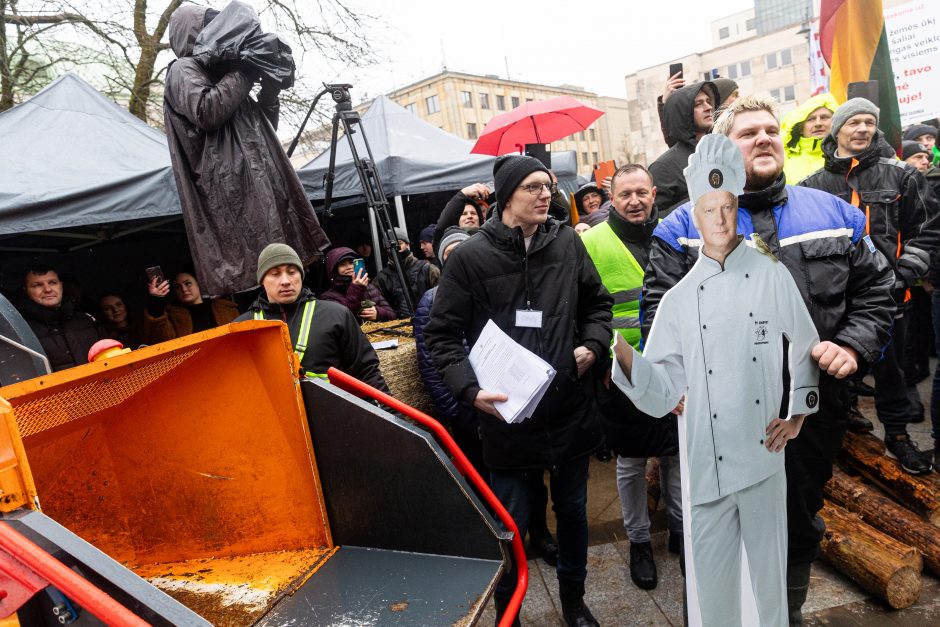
[426,95,440,114]
[460,91,472,108]
[765,53,778,70]
[511,96,520,108]
[740,60,751,76]
[582,151,589,166]
[467,123,478,139]
[727,64,738,80]
[526,98,533,103]
[480,93,490,109]
[496,95,506,110]
[746,18,756,31]
[784,85,795,102]
[592,152,599,165]
[404,103,416,115]
[589,129,596,141]
[719,26,730,39]
[580,131,586,140]
[780,48,792,66]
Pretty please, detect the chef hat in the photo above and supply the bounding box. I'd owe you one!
[683,134,746,208]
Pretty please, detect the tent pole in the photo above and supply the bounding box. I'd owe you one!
[369,207,383,272]
[393,196,407,233]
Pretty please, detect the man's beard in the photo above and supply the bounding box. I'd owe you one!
[745,164,783,191]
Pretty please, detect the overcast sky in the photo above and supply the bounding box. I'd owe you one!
[306,0,755,104]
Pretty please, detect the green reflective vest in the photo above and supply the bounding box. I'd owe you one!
[254,300,328,379]
[581,221,644,350]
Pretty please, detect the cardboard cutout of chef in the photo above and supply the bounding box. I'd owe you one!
[611,133,821,625]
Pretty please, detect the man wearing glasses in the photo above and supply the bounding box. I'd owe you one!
[425,155,613,627]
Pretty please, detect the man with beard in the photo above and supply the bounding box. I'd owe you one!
[801,99,940,476]
[643,95,895,625]
[649,81,719,216]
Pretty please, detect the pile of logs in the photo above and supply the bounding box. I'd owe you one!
[819,431,940,609]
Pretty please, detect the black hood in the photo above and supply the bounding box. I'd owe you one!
[821,129,889,174]
[661,81,719,147]
[168,5,209,58]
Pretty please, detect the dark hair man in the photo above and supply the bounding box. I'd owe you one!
[643,95,896,624]
[375,227,440,319]
[649,81,720,216]
[801,98,940,476]
[236,243,387,391]
[425,155,612,627]
[18,265,102,372]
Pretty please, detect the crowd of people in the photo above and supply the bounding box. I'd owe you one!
[14,55,940,624]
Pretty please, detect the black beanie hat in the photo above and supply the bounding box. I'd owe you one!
[902,140,930,161]
[493,155,552,211]
[903,124,937,142]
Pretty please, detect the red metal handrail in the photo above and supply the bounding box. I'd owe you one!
[327,368,527,627]
[0,521,150,626]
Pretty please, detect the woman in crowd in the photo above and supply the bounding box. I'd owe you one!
[98,293,143,349]
[142,270,239,344]
[320,247,396,323]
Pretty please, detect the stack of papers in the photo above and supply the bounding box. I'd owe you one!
[469,320,556,424]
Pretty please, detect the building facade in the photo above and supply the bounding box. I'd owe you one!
[383,71,630,176]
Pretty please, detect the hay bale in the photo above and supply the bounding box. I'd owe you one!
[361,321,434,416]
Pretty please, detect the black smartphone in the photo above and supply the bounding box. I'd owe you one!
[145,265,165,285]
[847,80,879,105]
[669,63,684,78]
[352,258,365,276]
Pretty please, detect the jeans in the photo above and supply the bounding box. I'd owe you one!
[616,455,682,543]
[872,314,914,437]
[491,455,591,602]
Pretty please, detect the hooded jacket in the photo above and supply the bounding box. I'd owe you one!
[781,93,840,184]
[235,287,387,391]
[375,252,440,319]
[424,213,612,470]
[319,247,395,321]
[649,81,719,216]
[18,298,102,372]
[800,130,940,301]
[163,5,329,296]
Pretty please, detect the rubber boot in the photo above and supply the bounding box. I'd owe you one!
[558,579,599,627]
[786,562,812,627]
[494,596,521,627]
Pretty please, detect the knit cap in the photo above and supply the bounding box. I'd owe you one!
[831,98,880,138]
[902,140,930,161]
[902,124,937,142]
[493,155,552,211]
[256,243,304,283]
[437,226,471,262]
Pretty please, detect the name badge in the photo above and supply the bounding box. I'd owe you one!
[515,309,543,328]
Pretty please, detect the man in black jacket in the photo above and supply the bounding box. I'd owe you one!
[581,165,683,591]
[18,265,102,372]
[425,155,612,627]
[801,98,940,475]
[237,243,388,392]
[649,81,719,216]
[642,95,896,625]
[375,227,439,319]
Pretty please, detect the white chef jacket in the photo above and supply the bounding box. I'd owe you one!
[613,239,820,506]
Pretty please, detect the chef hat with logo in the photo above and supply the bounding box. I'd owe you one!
[683,133,746,209]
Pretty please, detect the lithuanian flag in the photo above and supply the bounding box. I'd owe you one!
[820,0,902,151]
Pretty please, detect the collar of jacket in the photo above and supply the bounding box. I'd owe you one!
[18,297,76,324]
[739,173,788,213]
[607,204,659,245]
[698,235,747,271]
[790,135,822,157]
[821,130,886,174]
[480,214,560,255]
[250,286,316,314]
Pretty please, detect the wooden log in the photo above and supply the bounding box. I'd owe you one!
[839,431,940,525]
[819,501,921,609]
[646,457,661,515]
[826,468,940,575]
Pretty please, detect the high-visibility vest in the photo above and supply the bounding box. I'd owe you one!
[581,221,645,350]
[254,300,328,379]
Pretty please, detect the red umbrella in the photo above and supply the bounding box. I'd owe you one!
[470,96,604,156]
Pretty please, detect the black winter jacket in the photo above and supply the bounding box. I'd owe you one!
[800,131,940,302]
[925,166,940,284]
[424,215,613,470]
[376,253,439,318]
[643,177,896,374]
[18,299,102,372]
[593,209,680,458]
[648,81,718,216]
[413,286,460,421]
[236,288,388,392]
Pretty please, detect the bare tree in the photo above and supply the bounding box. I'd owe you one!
[2,0,379,125]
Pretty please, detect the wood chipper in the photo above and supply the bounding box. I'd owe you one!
[0,321,526,625]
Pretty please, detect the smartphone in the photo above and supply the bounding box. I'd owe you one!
[847,80,879,106]
[669,63,684,78]
[352,258,366,277]
[145,265,165,285]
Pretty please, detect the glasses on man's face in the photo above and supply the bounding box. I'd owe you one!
[518,182,557,195]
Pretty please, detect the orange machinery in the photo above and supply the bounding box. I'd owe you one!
[0,321,518,625]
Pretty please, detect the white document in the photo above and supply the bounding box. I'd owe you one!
[370,339,399,350]
[468,320,556,424]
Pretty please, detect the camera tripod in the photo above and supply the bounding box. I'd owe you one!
[288,84,414,315]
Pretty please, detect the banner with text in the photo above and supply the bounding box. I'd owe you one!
[886,1,940,125]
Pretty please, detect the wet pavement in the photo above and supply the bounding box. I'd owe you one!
[480,370,940,625]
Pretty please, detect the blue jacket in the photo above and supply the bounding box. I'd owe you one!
[413,287,459,421]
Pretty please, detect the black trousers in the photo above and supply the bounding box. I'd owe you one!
[872,314,914,436]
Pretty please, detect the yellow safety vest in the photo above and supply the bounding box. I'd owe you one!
[254,300,328,379]
[581,221,645,349]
